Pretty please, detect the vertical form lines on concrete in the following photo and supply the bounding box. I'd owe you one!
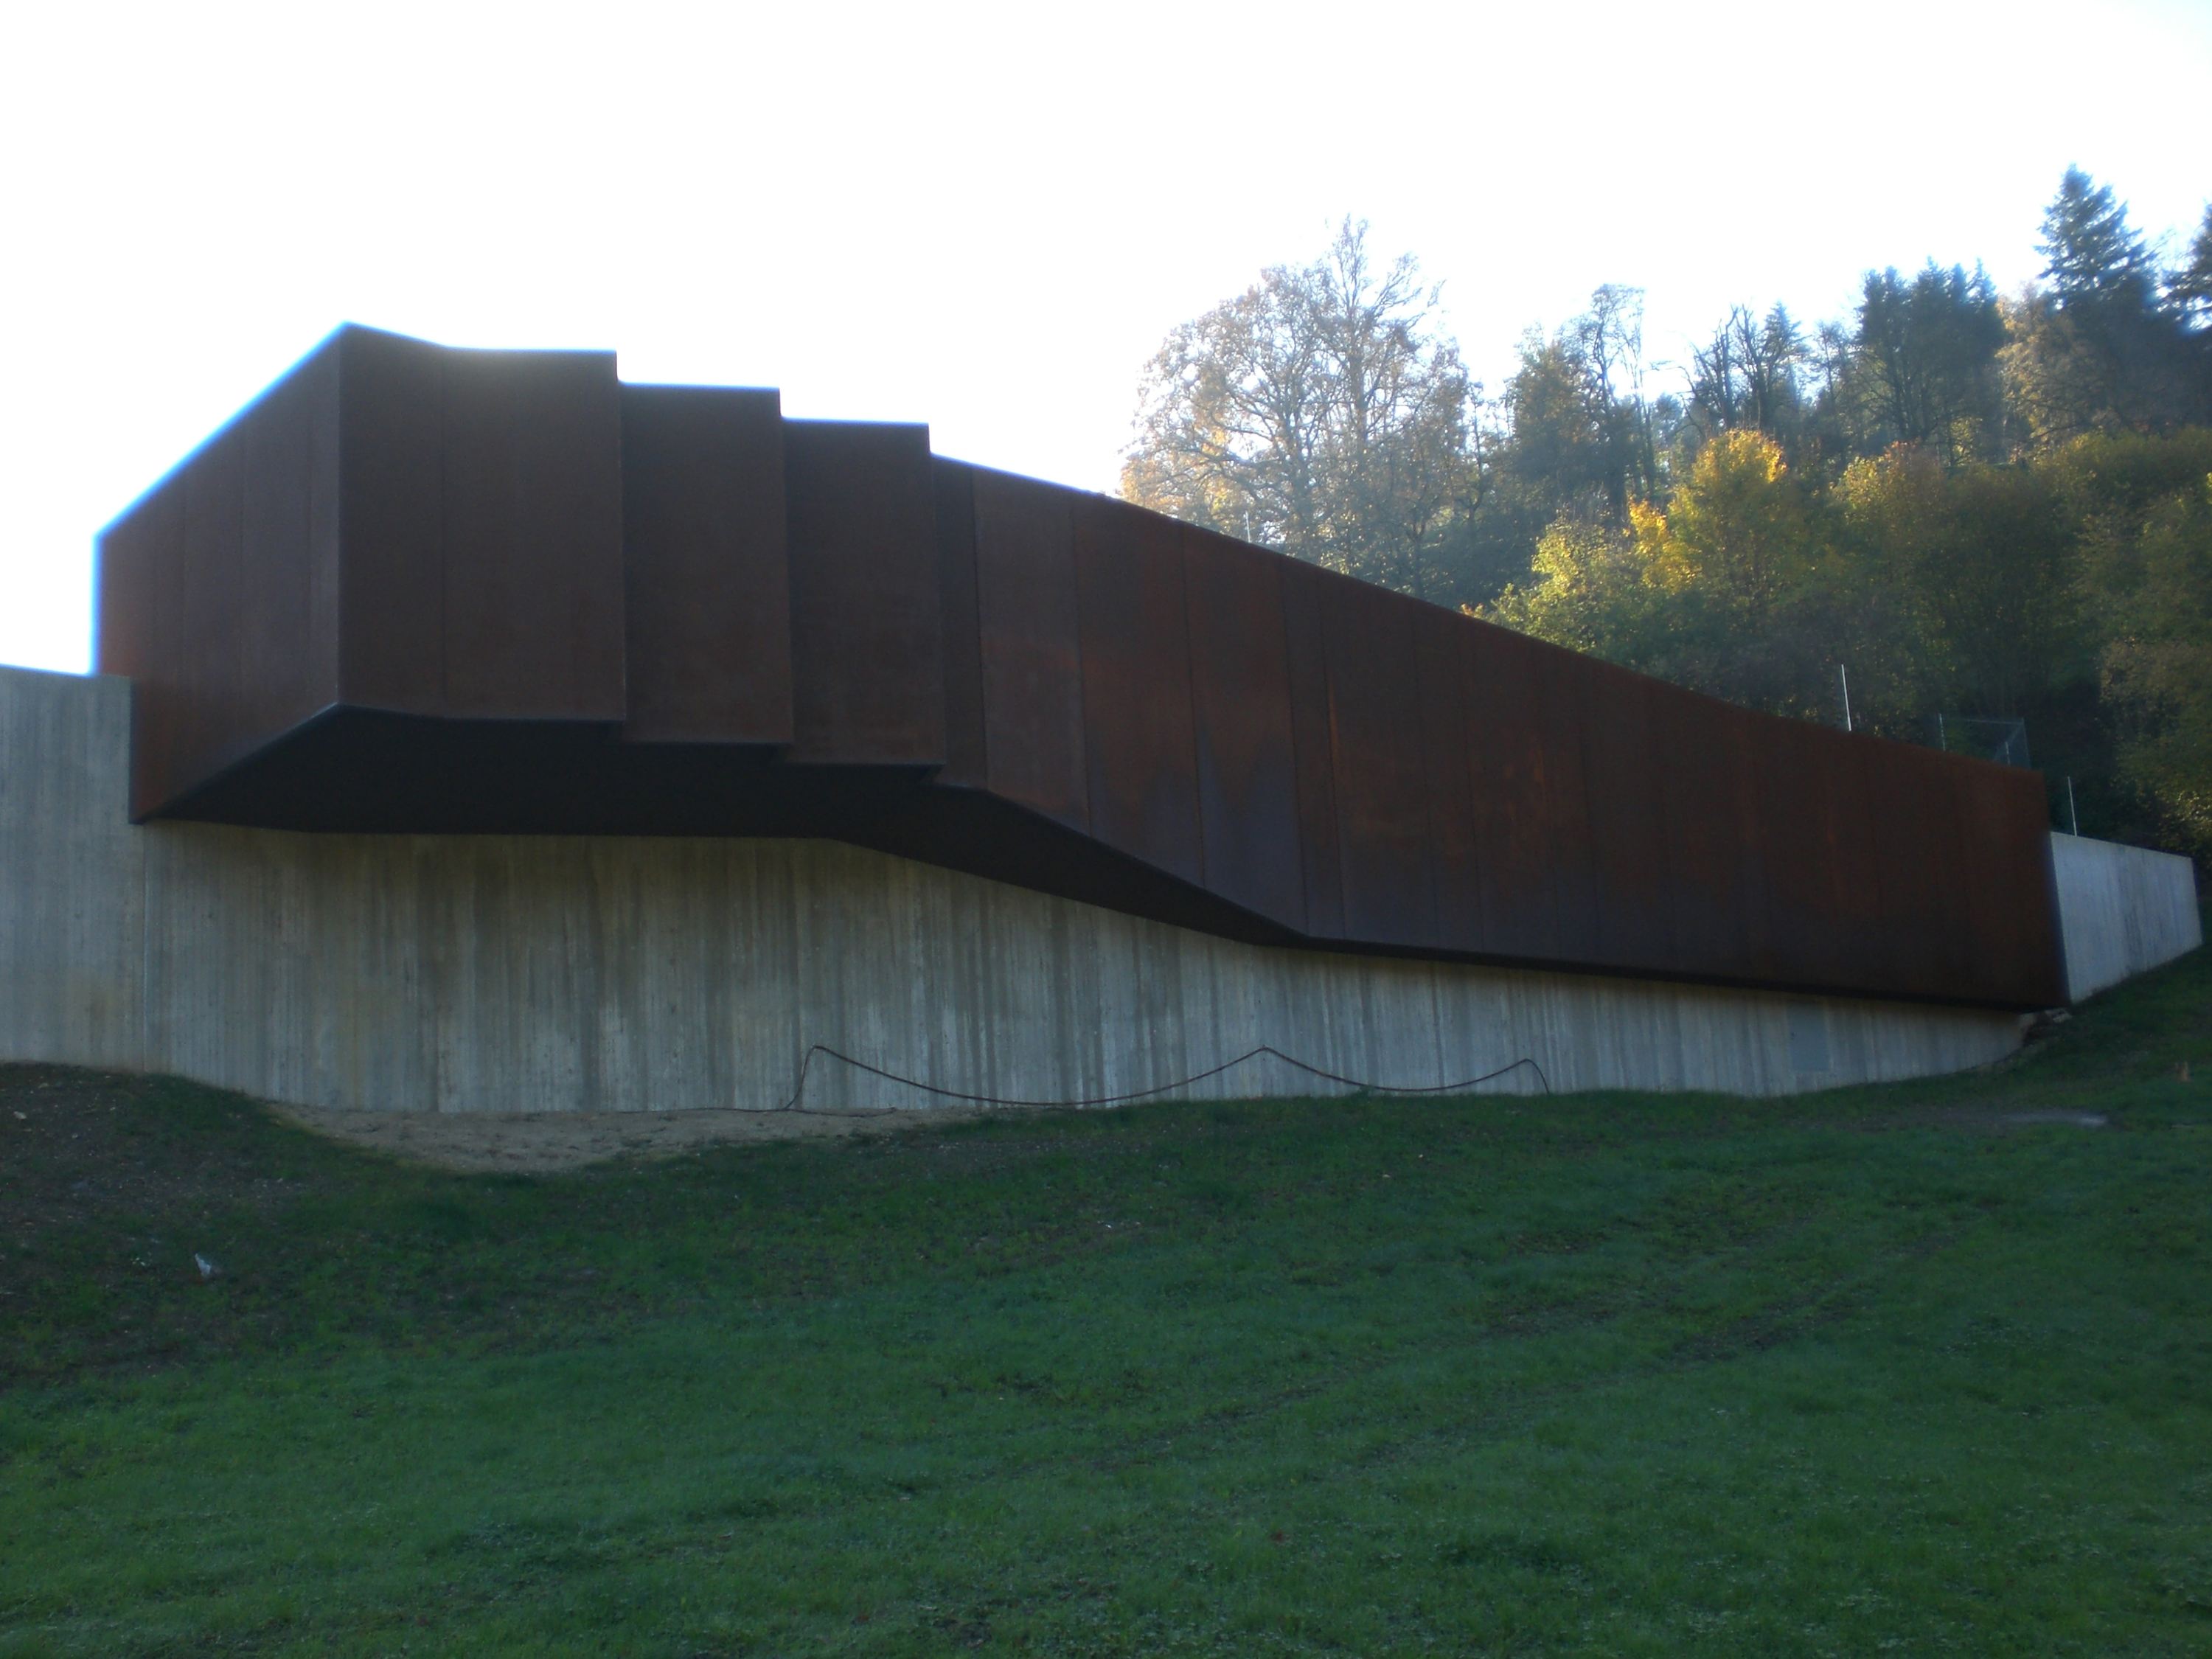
[0,666,2046,1116]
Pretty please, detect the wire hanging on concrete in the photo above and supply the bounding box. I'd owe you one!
[774,1043,1551,1117]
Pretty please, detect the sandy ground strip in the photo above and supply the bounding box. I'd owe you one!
[268,1101,1006,1174]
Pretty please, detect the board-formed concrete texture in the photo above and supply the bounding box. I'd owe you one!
[2,665,2030,1112]
[2049,831,2202,1002]
[94,325,2066,1012]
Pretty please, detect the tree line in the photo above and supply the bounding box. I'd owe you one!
[1121,171,2212,859]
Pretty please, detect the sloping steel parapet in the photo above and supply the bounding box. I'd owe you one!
[96,325,2065,1011]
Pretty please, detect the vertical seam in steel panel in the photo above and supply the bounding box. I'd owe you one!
[1643,681,1680,971]
[962,464,984,783]
[1277,560,1311,934]
[1322,596,1350,925]
[1276,563,1316,935]
[434,349,450,714]
[1178,529,1208,891]
[1414,613,1447,956]
[1543,647,1596,967]
[1573,665,1610,964]
[614,381,630,716]
[333,337,347,700]
[947,461,983,782]
[973,473,994,792]
[1068,491,1092,835]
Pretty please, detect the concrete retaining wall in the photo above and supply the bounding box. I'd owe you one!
[1,665,2027,1113]
[2049,831,2202,1003]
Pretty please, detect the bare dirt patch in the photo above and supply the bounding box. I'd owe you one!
[268,1100,1003,1173]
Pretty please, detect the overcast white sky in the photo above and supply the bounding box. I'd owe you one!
[2,0,2207,673]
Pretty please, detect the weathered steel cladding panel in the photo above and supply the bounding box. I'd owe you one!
[1753,721,1885,992]
[931,462,988,789]
[782,420,944,767]
[1940,761,2027,1002]
[336,326,446,714]
[1457,622,1562,963]
[1952,762,2065,1006]
[1182,525,1306,931]
[1871,740,1983,998]
[972,467,1087,830]
[1846,742,1931,996]
[179,424,246,790]
[1415,607,1484,953]
[1280,565,1346,939]
[241,349,339,729]
[439,347,625,720]
[1647,679,1752,981]
[95,328,2066,1009]
[93,487,160,687]
[1573,656,1677,974]
[171,394,239,801]
[98,330,344,818]
[1826,728,1911,991]
[1708,698,1781,980]
[619,384,791,745]
[1071,498,1204,886]
[1937,754,2061,1006]
[1528,639,1603,963]
[1311,566,1436,950]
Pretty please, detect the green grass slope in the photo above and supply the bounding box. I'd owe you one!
[2,932,2208,1657]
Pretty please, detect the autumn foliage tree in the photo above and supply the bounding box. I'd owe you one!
[1121,220,1478,599]
[1125,171,2212,855]
[1489,433,1852,718]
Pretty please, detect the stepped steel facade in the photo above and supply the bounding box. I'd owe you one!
[97,324,2065,1016]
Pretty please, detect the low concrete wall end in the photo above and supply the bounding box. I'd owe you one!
[2049,832,2203,1003]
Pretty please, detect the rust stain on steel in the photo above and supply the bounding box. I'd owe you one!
[96,326,2070,1011]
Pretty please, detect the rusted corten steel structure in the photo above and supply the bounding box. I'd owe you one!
[97,325,2065,1010]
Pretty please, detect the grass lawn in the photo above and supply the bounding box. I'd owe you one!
[3,933,2209,1656]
